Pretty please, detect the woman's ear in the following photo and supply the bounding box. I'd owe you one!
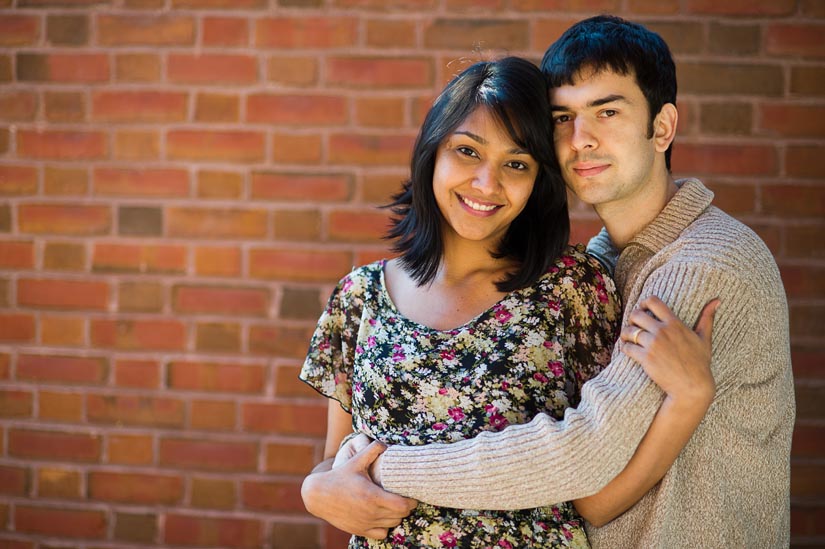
[653,103,678,153]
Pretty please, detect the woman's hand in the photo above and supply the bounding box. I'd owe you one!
[334,432,374,469]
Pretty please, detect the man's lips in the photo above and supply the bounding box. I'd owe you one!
[572,163,610,177]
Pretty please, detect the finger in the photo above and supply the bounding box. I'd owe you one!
[636,295,678,323]
[350,433,373,453]
[693,298,720,343]
[348,440,387,470]
[363,527,389,540]
[626,306,663,332]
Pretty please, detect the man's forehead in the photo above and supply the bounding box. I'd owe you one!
[549,67,640,103]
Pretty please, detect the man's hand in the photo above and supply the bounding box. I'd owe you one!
[333,432,373,469]
[302,441,417,539]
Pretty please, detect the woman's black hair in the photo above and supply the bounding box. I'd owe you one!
[384,56,569,293]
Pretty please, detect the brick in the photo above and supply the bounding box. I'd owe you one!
[791,505,825,538]
[791,66,825,97]
[115,52,160,81]
[114,512,157,544]
[114,359,160,389]
[334,0,435,6]
[108,433,154,464]
[195,246,241,277]
[786,145,825,179]
[765,23,825,58]
[511,0,618,9]
[0,389,33,418]
[197,171,244,199]
[274,363,319,398]
[41,315,85,346]
[98,14,194,45]
[790,304,825,339]
[249,248,351,281]
[19,203,110,235]
[241,480,304,512]
[169,360,266,393]
[92,91,188,123]
[355,97,406,128]
[118,281,164,312]
[160,438,257,471]
[9,429,100,462]
[164,514,262,548]
[18,130,107,160]
[191,477,235,509]
[44,91,86,122]
[0,15,39,46]
[93,243,186,274]
[18,278,109,311]
[47,14,88,46]
[0,165,37,196]
[280,287,322,321]
[678,62,783,97]
[89,471,183,504]
[118,206,163,237]
[94,167,189,197]
[191,399,236,430]
[801,0,825,16]
[686,0,795,15]
[0,240,35,269]
[645,21,703,55]
[167,129,265,163]
[90,318,186,351]
[255,17,357,48]
[0,55,10,81]
[796,384,825,420]
[17,52,109,83]
[0,313,36,342]
[0,279,8,306]
[172,0,265,6]
[706,182,757,215]
[44,165,88,195]
[627,0,679,12]
[39,391,83,422]
[125,0,164,6]
[760,104,825,138]
[249,324,315,358]
[362,172,406,203]
[114,129,160,160]
[167,206,268,238]
[251,172,351,202]
[708,22,760,55]
[41,238,84,269]
[272,132,322,164]
[365,18,416,48]
[792,424,825,458]
[671,143,777,176]
[195,92,239,122]
[329,209,390,242]
[791,463,825,498]
[243,402,326,435]
[0,465,28,495]
[37,467,81,498]
[1,203,13,231]
[203,16,248,46]
[266,55,318,86]
[168,53,257,84]
[0,353,8,379]
[763,184,824,217]
[173,284,269,316]
[330,132,414,166]
[272,523,321,549]
[328,56,432,88]
[246,93,347,125]
[87,394,185,427]
[15,505,106,539]
[0,91,37,121]
[265,442,315,474]
[195,322,241,353]
[19,0,110,5]
[424,18,528,50]
[18,353,106,383]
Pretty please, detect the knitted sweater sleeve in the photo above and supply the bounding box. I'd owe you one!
[379,260,747,510]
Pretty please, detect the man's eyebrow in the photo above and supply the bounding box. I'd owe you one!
[550,93,629,111]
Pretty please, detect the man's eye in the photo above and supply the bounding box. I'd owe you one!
[601,109,617,117]
[553,115,570,124]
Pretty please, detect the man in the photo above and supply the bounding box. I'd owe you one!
[303,15,794,547]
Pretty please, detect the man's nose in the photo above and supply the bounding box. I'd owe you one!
[570,118,597,151]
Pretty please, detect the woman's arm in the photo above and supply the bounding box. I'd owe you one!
[573,297,718,526]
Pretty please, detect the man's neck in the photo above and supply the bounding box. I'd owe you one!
[597,175,679,250]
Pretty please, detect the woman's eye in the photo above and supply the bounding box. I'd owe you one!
[456,146,478,158]
[507,161,528,171]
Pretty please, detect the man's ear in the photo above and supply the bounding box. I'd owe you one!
[653,103,678,153]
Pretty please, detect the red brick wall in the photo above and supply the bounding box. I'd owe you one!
[0,1,822,548]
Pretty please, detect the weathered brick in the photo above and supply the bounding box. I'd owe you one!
[423,18,528,50]
[329,132,414,166]
[355,96,406,128]
[9,429,101,462]
[167,129,265,163]
[191,477,236,509]
[115,52,160,81]
[18,354,107,384]
[272,132,323,164]
[173,284,269,316]
[44,91,86,122]
[92,91,188,123]
[197,170,244,199]
[646,21,703,54]
[255,16,357,48]
[275,363,320,398]
[759,104,825,138]
[160,438,258,471]
[800,0,825,17]
[90,318,186,351]
[195,322,242,353]
[203,16,248,46]
[37,467,82,498]
[44,165,88,195]
[18,130,107,160]
[780,265,825,299]
[98,14,194,46]
[172,0,265,7]
[280,287,322,321]
[191,399,236,430]
[195,92,239,122]
[246,93,347,125]
[47,14,88,46]
[765,23,825,58]
[114,359,160,389]
[266,55,318,86]
[167,206,268,239]
[19,203,110,235]
[0,389,33,418]
[87,394,185,427]
[114,512,157,544]
[271,523,321,549]
[678,62,783,96]
[0,313,36,342]
[686,0,795,15]
[790,304,825,339]
[94,167,189,197]
[42,241,84,271]
[248,324,315,358]
[108,433,154,464]
[366,18,416,48]
[0,15,40,46]
[15,505,106,539]
[0,464,28,495]
[249,248,352,281]
[118,206,163,237]
[0,91,37,121]
[362,172,406,204]
[168,360,266,393]
[0,240,35,269]
[251,172,352,202]
[89,471,183,504]
[18,278,109,311]
[763,184,824,217]
[791,66,825,97]
[328,208,391,242]
[168,53,257,84]
[265,441,315,474]
[41,315,85,346]
[328,56,432,88]
[93,243,186,274]
[164,513,262,548]
[627,0,680,13]
[671,143,777,176]
[194,245,241,277]
[38,391,83,422]
[708,22,760,55]
[114,130,160,160]
[118,281,164,312]
[786,145,825,179]
[17,52,109,83]
[700,102,753,135]
[241,480,304,512]
[242,402,326,435]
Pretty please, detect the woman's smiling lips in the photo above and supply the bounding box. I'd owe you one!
[572,162,610,177]
[458,194,501,215]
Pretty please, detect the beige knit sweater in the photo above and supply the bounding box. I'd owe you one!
[380,179,794,548]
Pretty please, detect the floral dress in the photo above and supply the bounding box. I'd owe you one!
[301,245,620,549]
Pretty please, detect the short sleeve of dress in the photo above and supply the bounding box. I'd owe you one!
[561,247,622,395]
[299,270,366,412]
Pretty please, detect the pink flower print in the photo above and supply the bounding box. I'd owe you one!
[341,278,353,292]
[548,361,564,377]
[392,533,406,544]
[439,531,458,548]
[440,349,455,361]
[438,388,448,395]
[562,526,573,540]
[536,521,548,531]
[552,507,561,520]
[500,380,510,390]
[597,286,609,303]
[533,372,549,383]
[447,407,465,422]
[484,404,496,413]
[497,541,513,549]
[493,305,513,324]
[369,318,377,326]
[392,344,405,362]
[355,345,364,354]
[548,300,560,312]
[367,336,377,347]
[432,422,447,431]
[318,340,331,351]
[489,412,509,430]
[562,255,577,267]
